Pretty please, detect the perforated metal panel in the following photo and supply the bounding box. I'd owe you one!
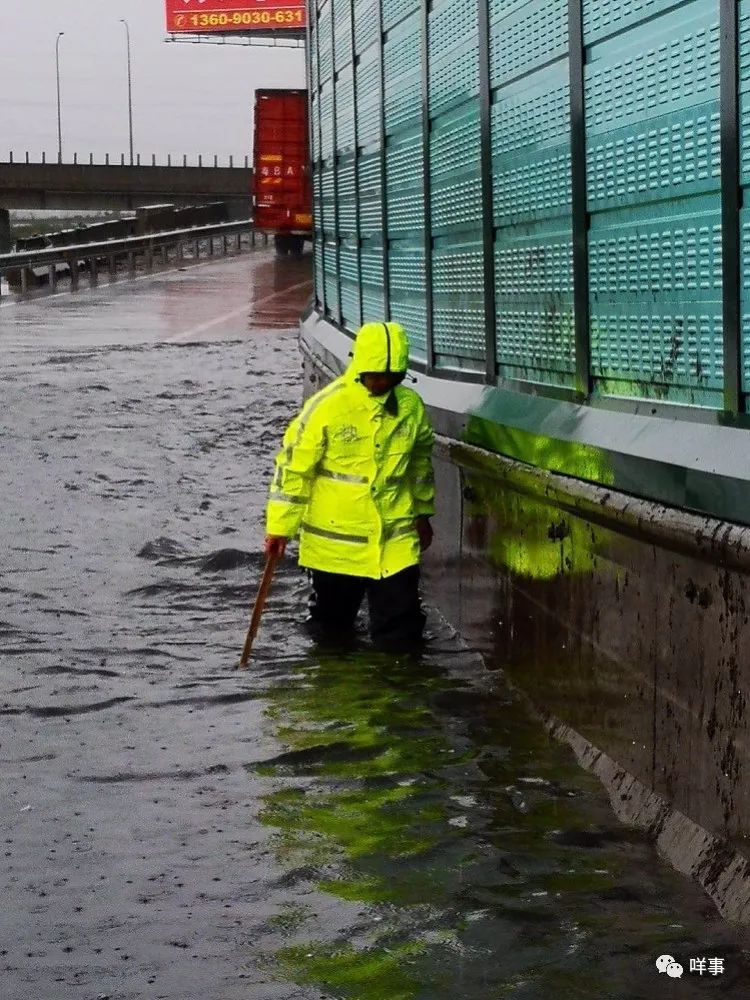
[488,0,568,89]
[386,128,425,236]
[495,222,575,385]
[312,167,323,234]
[323,238,340,316]
[390,239,428,357]
[336,157,357,236]
[490,60,571,229]
[320,166,336,236]
[355,47,382,148]
[317,1,333,83]
[360,239,386,321]
[591,313,724,396]
[429,0,479,118]
[430,103,481,234]
[432,238,486,362]
[357,153,383,239]
[491,65,570,159]
[313,239,324,308]
[354,0,378,53]
[583,0,685,45]
[339,240,361,330]
[737,2,750,389]
[384,12,423,132]
[488,2,572,383]
[587,24,719,133]
[333,0,353,72]
[586,0,722,404]
[310,93,320,164]
[320,84,334,161]
[383,0,419,31]
[335,66,355,154]
[308,0,733,407]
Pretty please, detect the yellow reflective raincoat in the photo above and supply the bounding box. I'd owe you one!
[266,322,435,579]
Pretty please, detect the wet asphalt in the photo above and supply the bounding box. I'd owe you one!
[1,250,750,1000]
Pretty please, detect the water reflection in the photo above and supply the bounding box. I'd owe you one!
[253,640,750,998]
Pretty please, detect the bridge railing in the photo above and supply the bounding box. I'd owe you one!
[0,219,264,298]
[4,152,251,169]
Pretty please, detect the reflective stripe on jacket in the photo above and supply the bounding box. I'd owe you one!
[265,323,435,579]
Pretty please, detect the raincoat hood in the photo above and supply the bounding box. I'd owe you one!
[348,322,410,377]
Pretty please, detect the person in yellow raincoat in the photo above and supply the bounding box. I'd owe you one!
[264,321,435,647]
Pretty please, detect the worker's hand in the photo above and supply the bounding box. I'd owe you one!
[264,535,288,559]
[415,516,433,552]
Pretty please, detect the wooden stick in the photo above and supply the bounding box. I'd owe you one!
[237,553,278,668]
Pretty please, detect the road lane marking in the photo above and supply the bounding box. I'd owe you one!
[0,249,280,310]
[163,279,313,343]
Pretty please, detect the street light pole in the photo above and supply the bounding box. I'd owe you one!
[55,32,64,163]
[119,19,134,165]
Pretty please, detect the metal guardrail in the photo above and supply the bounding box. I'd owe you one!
[5,152,251,168]
[0,219,266,298]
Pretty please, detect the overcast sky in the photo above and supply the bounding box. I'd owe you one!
[0,0,306,164]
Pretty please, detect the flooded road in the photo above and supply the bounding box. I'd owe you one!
[1,251,749,999]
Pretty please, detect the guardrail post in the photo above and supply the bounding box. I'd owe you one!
[89,256,98,288]
[168,154,172,167]
[109,254,117,282]
[0,209,10,254]
[161,243,168,265]
[198,155,203,168]
[214,154,218,167]
[229,155,233,168]
[136,153,141,166]
[25,151,29,164]
[146,240,154,270]
[49,263,58,291]
[128,252,135,278]
[183,154,187,167]
[121,153,125,166]
[74,152,78,165]
[8,151,12,164]
[193,238,199,259]
[42,151,46,164]
[105,153,110,166]
[70,256,79,291]
[89,152,94,165]
[21,267,28,295]
[222,234,228,256]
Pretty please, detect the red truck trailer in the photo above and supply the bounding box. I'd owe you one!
[253,89,312,257]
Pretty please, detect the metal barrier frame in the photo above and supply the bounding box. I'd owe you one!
[0,219,265,299]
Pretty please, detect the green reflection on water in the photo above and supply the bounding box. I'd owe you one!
[251,650,668,999]
[275,941,426,1000]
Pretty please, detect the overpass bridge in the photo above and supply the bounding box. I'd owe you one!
[0,154,252,215]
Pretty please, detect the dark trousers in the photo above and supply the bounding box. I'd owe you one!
[307,565,426,648]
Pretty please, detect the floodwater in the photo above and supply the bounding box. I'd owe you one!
[1,251,749,999]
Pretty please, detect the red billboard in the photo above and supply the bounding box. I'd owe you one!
[165,0,306,34]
